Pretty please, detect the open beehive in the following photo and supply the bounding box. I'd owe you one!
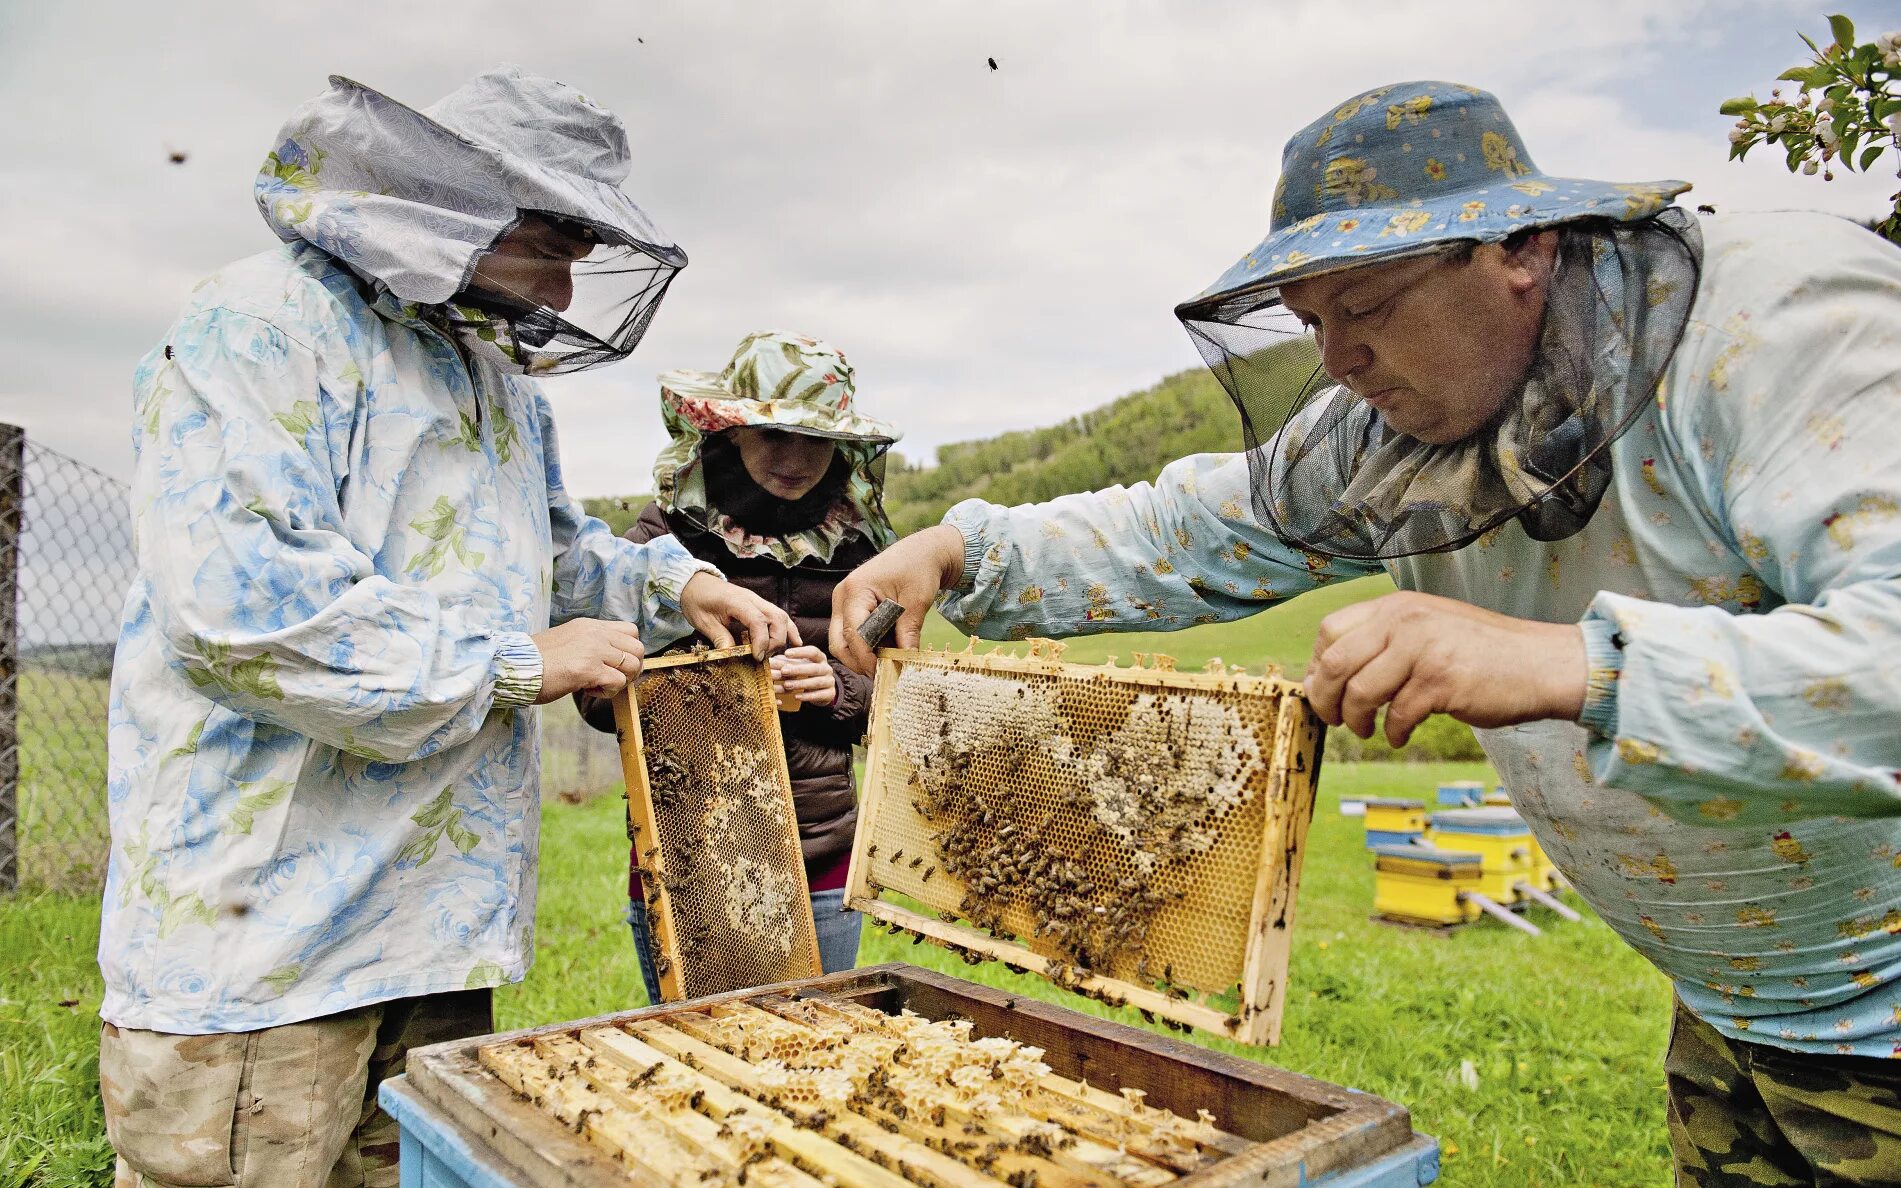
[613,645,821,1002]
[395,964,1435,1186]
[846,641,1324,1046]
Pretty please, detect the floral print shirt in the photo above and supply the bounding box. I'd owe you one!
[942,213,1901,1057]
[103,244,714,1033]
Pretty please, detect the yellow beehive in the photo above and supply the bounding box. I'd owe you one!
[1527,832,1560,892]
[1424,808,1536,904]
[1362,797,1427,847]
[1372,844,1482,926]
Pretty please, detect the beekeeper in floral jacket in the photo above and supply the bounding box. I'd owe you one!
[101,67,794,1186]
[837,80,1901,1184]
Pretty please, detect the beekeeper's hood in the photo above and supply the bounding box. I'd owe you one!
[255,66,686,375]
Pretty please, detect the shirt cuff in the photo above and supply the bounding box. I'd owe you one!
[491,631,544,709]
[1576,615,1624,739]
[646,535,723,609]
[945,508,988,596]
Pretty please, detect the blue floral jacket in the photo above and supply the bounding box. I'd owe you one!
[103,244,712,1032]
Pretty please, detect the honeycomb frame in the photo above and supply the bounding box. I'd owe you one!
[612,645,823,1002]
[845,640,1325,1046]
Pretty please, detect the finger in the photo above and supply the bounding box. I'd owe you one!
[1384,684,1438,748]
[895,604,928,650]
[795,688,835,704]
[778,609,801,650]
[782,673,836,692]
[787,645,825,663]
[830,583,881,675]
[1304,620,1392,726]
[738,605,771,660]
[591,663,629,695]
[700,616,736,650]
[1337,647,1415,740]
[1309,593,1400,661]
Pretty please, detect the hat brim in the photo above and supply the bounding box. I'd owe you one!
[1176,175,1690,317]
[659,369,900,445]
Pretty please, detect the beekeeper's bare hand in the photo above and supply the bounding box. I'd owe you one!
[1304,591,1586,747]
[830,523,965,675]
[680,572,799,660]
[770,646,838,707]
[531,618,644,704]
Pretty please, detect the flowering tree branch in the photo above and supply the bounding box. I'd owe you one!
[1722,14,1901,243]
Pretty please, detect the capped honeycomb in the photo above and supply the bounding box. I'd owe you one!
[479,994,1245,1185]
[613,647,822,1002]
[846,643,1324,1045]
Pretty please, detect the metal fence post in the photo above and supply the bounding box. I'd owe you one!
[0,424,22,893]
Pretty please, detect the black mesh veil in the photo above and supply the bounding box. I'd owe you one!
[1176,211,1703,561]
[445,213,684,376]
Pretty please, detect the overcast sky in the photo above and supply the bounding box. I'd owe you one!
[2,0,1895,498]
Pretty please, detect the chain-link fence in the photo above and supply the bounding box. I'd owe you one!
[0,425,629,896]
[3,429,132,893]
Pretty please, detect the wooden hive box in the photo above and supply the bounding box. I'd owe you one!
[611,645,822,1003]
[845,642,1325,1045]
[390,964,1438,1187]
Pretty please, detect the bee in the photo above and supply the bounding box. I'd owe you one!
[867,844,879,860]
[922,865,936,883]
[909,855,924,869]
[890,849,904,864]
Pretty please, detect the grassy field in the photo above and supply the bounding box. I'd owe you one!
[916,574,1397,678]
[3,760,1675,1187]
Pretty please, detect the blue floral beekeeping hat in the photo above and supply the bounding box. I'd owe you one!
[1179,80,1690,310]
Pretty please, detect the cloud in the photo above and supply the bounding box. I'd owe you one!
[1,0,1893,496]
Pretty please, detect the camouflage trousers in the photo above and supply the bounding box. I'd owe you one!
[101,989,491,1188]
[1668,998,1901,1185]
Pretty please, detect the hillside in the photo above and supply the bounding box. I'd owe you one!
[583,338,1319,539]
[882,337,1317,534]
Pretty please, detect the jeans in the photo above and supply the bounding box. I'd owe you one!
[625,888,862,1006]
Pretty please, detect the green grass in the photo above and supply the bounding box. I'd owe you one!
[918,574,1398,679]
[3,763,1675,1187]
[0,893,115,1187]
[15,670,112,894]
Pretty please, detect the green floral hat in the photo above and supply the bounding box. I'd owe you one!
[654,331,899,566]
[657,331,899,443]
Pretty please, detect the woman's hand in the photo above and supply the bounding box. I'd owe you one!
[770,645,838,708]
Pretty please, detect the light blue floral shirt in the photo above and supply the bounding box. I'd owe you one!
[103,244,714,1033]
[941,213,1901,1057]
